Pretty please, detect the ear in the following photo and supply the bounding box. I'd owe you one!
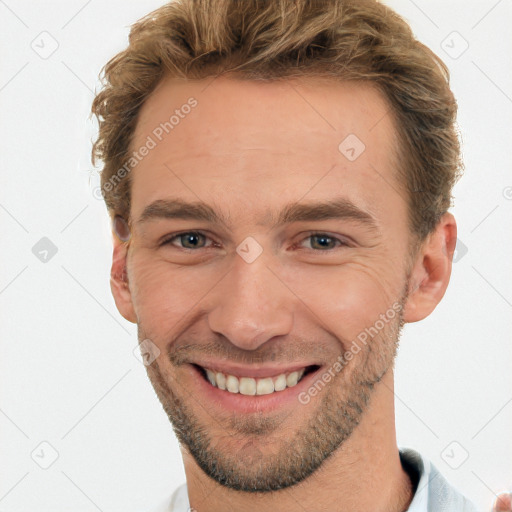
[110,234,137,324]
[402,213,457,323]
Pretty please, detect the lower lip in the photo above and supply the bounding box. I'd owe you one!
[187,364,324,414]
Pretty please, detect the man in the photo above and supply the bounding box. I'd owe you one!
[90,0,507,510]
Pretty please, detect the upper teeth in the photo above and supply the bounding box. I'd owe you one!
[203,367,306,395]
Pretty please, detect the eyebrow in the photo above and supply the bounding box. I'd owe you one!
[136,198,379,232]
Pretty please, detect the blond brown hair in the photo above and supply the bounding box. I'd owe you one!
[91,0,462,241]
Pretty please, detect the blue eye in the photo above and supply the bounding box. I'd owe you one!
[162,231,212,250]
[160,231,348,252]
[302,233,346,251]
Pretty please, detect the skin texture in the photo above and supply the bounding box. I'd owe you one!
[110,75,457,512]
[494,493,512,511]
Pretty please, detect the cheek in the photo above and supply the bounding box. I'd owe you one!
[279,256,404,343]
[128,252,221,340]
[129,246,406,351]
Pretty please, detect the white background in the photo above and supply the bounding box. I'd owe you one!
[0,1,511,510]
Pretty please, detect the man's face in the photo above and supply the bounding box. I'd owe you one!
[123,76,414,491]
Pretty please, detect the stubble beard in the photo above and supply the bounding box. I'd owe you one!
[143,301,405,493]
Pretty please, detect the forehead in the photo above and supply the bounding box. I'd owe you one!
[129,75,403,225]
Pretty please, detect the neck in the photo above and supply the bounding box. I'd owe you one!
[180,371,413,512]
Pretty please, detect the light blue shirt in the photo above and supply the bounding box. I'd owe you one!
[399,447,478,512]
[151,447,479,511]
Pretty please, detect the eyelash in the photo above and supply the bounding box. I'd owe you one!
[160,231,350,252]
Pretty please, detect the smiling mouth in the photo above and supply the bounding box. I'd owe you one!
[193,364,320,396]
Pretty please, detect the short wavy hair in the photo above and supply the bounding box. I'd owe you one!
[91,0,462,242]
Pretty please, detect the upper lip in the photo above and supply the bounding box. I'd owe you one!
[192,361,319,379]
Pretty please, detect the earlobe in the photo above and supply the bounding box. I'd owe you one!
[110,236,137,324]
[402,213,457,323]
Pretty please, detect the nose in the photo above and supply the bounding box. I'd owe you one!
[207,251,294,351]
